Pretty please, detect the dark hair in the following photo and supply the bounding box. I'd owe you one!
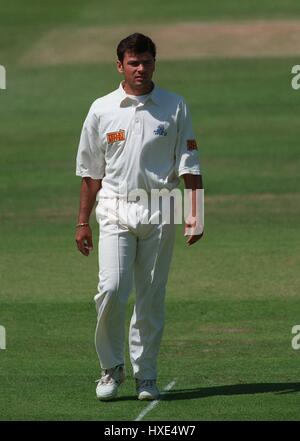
[117,33,156,63]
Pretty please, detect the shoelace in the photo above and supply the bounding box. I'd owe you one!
[98,373,114,385]
[95,366,123,385]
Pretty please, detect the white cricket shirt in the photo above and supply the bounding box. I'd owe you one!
[76,82,201,197]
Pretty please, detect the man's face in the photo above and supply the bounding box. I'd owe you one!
[117,51,155,93]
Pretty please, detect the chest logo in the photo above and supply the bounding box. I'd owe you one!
[154,124,167,136]
[106,129,126,144]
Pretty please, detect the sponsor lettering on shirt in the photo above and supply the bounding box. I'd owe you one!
[107,129,126,144]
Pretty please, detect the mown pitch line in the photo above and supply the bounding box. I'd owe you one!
[134,380,176,421]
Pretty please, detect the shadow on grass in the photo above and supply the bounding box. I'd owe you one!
[109,383,300,402]
[159,383,300,401]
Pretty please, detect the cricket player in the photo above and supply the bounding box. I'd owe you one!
[75,33,204,401]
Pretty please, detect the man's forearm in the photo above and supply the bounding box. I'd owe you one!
[182,174,203,217]
[78,177,102,223]
[182,174,204,242]
[182,174,203,191]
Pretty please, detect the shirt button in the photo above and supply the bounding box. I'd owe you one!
[135,119,139,123]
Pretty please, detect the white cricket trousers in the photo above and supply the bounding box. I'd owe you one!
[94,197,176,380]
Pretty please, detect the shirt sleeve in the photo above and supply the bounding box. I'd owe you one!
[75,104,106,179]
[174,100,201,177]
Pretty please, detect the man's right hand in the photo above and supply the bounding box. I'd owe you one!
[75,225,93,256]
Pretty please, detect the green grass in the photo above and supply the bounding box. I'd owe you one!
[1,299,300,420]
[1,1,300,421]
[1,0,300,27]
[1,0,300,64]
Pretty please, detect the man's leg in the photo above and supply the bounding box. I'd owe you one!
[129,222,176,381]
[94,219,137,370]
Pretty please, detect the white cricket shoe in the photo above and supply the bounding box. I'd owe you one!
[136,379,160,401]
[96,365,125,401]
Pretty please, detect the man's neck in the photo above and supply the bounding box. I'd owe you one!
[122,81,154,96]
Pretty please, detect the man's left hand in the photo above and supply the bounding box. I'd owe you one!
[184,215,204,246]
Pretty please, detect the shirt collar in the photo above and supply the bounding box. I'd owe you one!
[118,81,160,107]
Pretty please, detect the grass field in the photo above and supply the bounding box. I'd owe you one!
[1,0,300,421]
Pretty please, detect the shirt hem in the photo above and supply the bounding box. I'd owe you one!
[76,171,103,180]
[178,169,201,177]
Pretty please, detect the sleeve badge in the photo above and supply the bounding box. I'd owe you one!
[187,139,198,150]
